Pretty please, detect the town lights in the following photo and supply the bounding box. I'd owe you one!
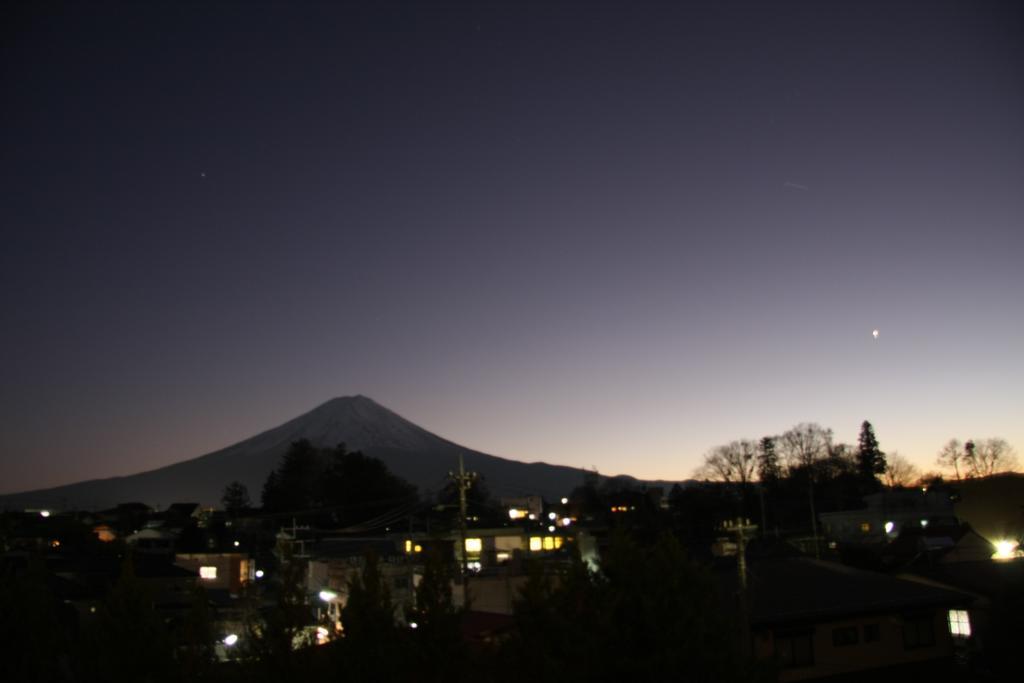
[223,634,239,646]
[319,589,338,602]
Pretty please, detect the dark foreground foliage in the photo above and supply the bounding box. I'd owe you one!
[1,533,769,683]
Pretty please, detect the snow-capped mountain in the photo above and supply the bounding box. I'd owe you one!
[0,396,641,510]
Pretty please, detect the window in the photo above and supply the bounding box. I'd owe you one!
[776,630,814,668]
[832,626,859,646]
[948,610,971,637]
[529,537,542,551]
[863,623,880,643]
[860,522,871,533]
[464,538,482,553]
[902,614,935,649]
[199,566,217,580]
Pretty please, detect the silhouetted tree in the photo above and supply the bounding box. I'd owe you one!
[322,444,417,521]
[176,585,218,680]
[856,420,886,485]
[505,533,760,682]
[757,436,781,484]
[261,439,323,512]
[936,438,965,480]
[964,438,1019,477]
[883,453,919,488]
[82,553,177,683]
[338,549,403,680]
[407,545,466,680]
[242,544,312,679]
[221,480,251,513]
[696,440,758,485]
[0,553,75,683]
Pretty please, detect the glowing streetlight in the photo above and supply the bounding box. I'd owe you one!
[223,634,239,646]
[993,540,1019,561]
[319,589,338,602]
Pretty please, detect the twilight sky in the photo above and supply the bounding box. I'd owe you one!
[2,0,1022,494]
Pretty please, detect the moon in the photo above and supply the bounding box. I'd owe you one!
[872,329,879,339]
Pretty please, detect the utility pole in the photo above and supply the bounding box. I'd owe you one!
[449,453,476,605]
[723,517,758,658]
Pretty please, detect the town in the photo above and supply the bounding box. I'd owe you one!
[2,427,1020,682]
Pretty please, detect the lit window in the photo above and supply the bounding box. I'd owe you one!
[405,539,413,553]
[496,552,510,562]
[554,537,563,549]
[465,538,482,553]
[199,566,217,580]
[529,537,542,551]
[948,610,971,637]
[860,522,871,533]
[508,508,526,520]
[542,537,554,550]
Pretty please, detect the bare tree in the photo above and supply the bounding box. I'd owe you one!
[883,452,919,488]
[778,423,832,559]
[778,423,832,473]
[936,439,964,480]
[964,438,1019,477]
[695,440,758,484]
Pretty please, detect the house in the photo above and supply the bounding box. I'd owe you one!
[820,490,958,546]
[900,557,1024,677]
[734,557,973,681]
[174,551,252,594]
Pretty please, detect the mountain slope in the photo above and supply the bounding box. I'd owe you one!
[0,396,637,510]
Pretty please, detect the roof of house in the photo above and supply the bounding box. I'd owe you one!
[903,558,1024,599]
[740,557,972,626]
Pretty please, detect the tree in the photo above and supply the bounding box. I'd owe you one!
[320,444,417,522]
[856,421,887,483]
[83,553,177,683]
[695,440,757,485]
[261,439,324,512]
[507,533,756,682]
[338,549,404,680]
[778,423,832,473]
[936,438,964,480]
[407,546,465,680]
[757,436,781,484]
[883,453,919,488]
[242,544,312,679]
[964,438,1019,477]
[341,549,395,643]
[221,480,251,513]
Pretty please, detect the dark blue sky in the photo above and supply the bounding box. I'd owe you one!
[2,0,1022,493]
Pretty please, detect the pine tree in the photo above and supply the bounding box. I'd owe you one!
[757,436,781,484]
[856,421,886,484]
[221,480,251,513]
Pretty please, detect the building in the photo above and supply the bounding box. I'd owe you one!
[820,490,958,546]
[735,557,973,681]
